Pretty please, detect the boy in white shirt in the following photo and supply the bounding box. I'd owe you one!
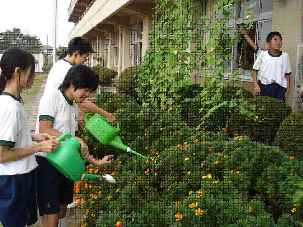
[44,37,116,123]
[252,31,292,102]
[36,64,113,227]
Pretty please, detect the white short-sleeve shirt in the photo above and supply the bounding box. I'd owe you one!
[43,59,72,95]
[0,93,38,175]
[253,51,292,88]
[36,89,79,156]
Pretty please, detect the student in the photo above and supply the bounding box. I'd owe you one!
[44,36,116,123]
[0,48,58,227]
[36,64,113,227]
[251,31,292,101]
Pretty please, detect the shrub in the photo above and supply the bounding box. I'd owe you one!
[174,180,274,226]
[247,96,291,144]
[197,85,253,131]
[275,112,303,157]
[92,65,117,86]
[178,84,203,100]
[95,92,137,113]
[116,66,139,97]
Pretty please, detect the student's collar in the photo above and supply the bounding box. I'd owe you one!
[1,91,23,103]
[268,50,282,57]
[63,58,74,66]
[59,89,74,105]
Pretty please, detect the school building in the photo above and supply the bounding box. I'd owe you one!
[68,0,303,108]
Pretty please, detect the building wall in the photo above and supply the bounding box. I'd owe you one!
[69,0,302,108]
[272,0,303,107]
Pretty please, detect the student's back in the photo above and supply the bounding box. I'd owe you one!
[44,59,72,95]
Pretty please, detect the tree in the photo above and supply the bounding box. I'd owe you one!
[0,28,42,53]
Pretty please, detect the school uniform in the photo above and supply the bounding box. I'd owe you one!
[0,92,38,227]
[43,59,72,95]
[253,50,292,101]
[36,89,78,216]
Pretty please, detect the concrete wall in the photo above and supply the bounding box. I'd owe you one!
[272,0,303,107]
[69,0,131,39]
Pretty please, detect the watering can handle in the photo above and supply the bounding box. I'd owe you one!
[57,133,72,142]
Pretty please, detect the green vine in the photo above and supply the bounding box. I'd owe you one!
[137,0,194,110]
[137,0,254,121]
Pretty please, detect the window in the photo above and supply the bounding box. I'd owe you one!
[130,23,143,66]
[235,0,272,80]
[100,39,109,67]
[113,31,119,67]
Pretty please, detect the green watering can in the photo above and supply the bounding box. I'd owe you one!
[46,133,116,183]
[84,114,149,160]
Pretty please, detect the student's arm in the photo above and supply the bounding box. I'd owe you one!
[75,137,113,165]
[240,28,258,51]
[0,140,58,163]
[79,99,116,123]
[251,53,263,95]
[39,120,61,137]
[251,70,261,95]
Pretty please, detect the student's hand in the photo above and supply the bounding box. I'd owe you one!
[75,137,90,158]
[90,155,114,166]
[105,113,116,123]
[36,139,59,153]
[32,133,54,142]
[253,82,261,96]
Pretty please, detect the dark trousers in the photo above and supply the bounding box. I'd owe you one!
[258,81,286,102]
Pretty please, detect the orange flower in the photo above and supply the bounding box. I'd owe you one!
[202,174,212,180]
[115,221,123,227]
[214,160,220,165]
[196,190,203,198]
[175,211,183,221]
[193,139,199,144]
[288,156,295,160]
[74,182,81,193]
[195,208,205,216]
[188,202,198,209]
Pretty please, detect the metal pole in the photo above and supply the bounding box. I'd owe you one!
[53,0,58,64]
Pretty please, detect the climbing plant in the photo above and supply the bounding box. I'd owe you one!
[137,0,254,123]
[137,0,195,110]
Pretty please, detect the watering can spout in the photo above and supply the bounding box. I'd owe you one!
[85,113,149,160]
[109,136,129,151]
[81,173,116,183]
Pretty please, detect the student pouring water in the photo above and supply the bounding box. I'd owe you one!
[36,65,114,227]
[0,48,58,227]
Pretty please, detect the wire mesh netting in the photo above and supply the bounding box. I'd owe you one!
[0,0,303,227]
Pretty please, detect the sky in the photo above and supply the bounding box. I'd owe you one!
[0,0,74,47]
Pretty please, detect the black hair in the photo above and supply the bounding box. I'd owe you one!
[59,64,99,92]
[0,48,35,92]
[266,31,282,43]
[67,37,94,55]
